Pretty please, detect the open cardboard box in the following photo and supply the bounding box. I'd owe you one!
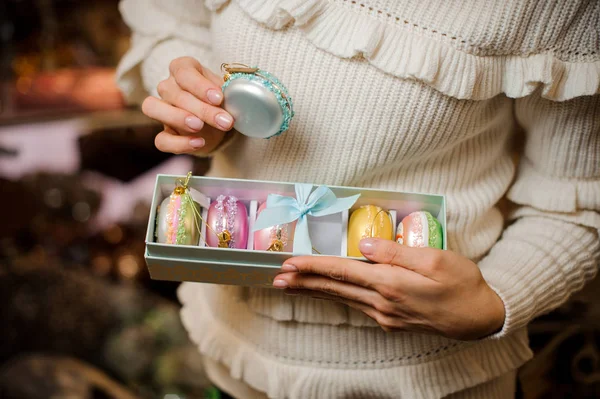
[145,175,447,287]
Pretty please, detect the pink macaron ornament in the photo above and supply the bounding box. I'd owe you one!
[206,195,249,249]
[253,202,296,252]
[396,211,443,249]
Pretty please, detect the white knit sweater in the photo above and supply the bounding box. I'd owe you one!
[117,0,600,398]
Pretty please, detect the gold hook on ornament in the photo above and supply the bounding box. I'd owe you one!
[221,63,259,81]
[174,171,193,194]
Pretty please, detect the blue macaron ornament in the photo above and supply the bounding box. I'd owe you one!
[221,63,294,139]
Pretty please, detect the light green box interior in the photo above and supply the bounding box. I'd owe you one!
[145,175,447,287]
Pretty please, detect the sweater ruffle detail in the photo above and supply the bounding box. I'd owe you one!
[207,0,600,101]
[179,282,532,399]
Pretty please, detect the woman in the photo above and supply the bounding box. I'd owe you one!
[116,1,600,397]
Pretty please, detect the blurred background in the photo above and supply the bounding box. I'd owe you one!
[0,0,598,398]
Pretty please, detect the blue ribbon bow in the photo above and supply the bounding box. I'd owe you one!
[253,184,361,254]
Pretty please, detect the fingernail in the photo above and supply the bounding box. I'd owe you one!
[185,116,204,130]
[359,238,375,255]
[207,89,223,105]
[189,137,205,148]
[273,279,289,289]
[281,264,297,272]
[215,113,233,130]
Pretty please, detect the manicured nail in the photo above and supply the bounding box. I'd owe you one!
[185,116,204,131]
[359,238,375,255]
[215,113,233,130]
[207,89,223,105]
[273,279,289,289]
[281,264,298,272]
[189,137,205,148]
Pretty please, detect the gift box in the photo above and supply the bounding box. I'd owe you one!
[144,174,447,287]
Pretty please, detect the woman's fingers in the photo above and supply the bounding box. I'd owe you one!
[359,238,443,280]
[274,272,386,310]
[202,66,227,87]
[281,255,423,295]
[154,125,225,155]
[281,255,386,290]
[144,57,229,156]
[142,96,204,134]
[168,56,223,88]
[142,96,210,153]
[154,128,207,154]
[168,61,224,106]
[158,79,233,132]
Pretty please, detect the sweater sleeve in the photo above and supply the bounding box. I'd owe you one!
[115,0,217,105]
[479,92,600,338]
[116,0,240,156]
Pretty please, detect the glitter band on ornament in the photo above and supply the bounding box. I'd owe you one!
[207,195,249,249]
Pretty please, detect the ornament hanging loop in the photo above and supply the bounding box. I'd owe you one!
[183,171,192,187]
[369,209,393,238]
[221,63,259,75]
[176,171,193,191]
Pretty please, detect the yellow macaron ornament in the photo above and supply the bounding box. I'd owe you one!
[347,205,394,257]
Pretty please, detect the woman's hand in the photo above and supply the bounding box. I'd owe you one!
[141,57,233,155]
[273,238,506,341]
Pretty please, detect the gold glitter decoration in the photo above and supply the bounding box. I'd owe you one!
[218,230,232,248]
[267,240,284,252]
